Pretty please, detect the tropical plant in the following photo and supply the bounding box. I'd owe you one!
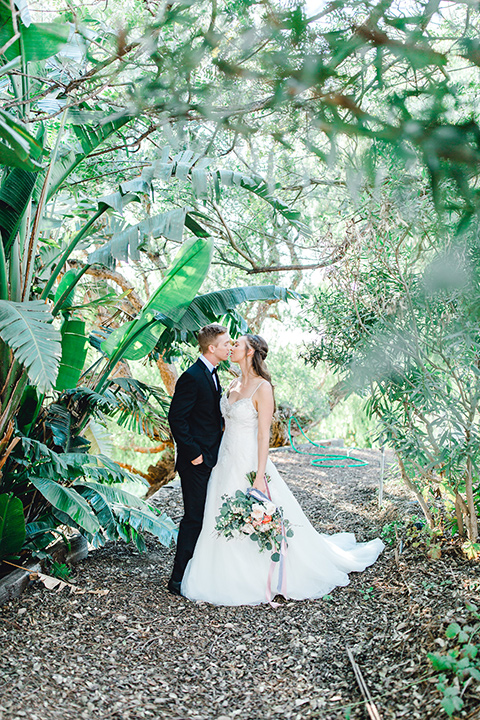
[0,492,25,560]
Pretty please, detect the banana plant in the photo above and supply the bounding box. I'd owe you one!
[0,1,137,452]
[0,437,177,561]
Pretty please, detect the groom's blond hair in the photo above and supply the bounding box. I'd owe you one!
[198,324,228,353]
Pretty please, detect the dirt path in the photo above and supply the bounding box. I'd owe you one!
[1,448,479,720]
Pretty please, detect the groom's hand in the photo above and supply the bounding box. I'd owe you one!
[191,454,203,465]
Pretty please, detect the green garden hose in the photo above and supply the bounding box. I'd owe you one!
[287,416,369,468]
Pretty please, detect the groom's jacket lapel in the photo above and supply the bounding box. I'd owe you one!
[196,357,222,398]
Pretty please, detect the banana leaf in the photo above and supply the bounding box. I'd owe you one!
[54,269,79,309]
[101,236,213,362]
[55,318,88,391]
[0,299,61,391]
[75,481,177,547]
[141,149,309,235]
[30,476,100,535]
[0,109,43,170]
[0,168,38,255]
[88,207,190,267]
[171,285,296,331]
[43,403,71,451]
[0,493,26,559]
[155,285,296,351]
[113,505,178,547]
[0,13,69,63]
[77,486,117,541]
[74,480,150,511]
[46,111,135,201]
[0,109,134,258]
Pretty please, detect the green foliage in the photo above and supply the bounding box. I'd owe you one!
[55,319,89,392]
[100,236,214,363]
[428,604,480,716]
[0,12,69,64]
[107,377,170,439]
[157,286,296,355]
[4,0,480,568]
[48,561,71,580]
[0,493,26,560]
[303,207,480,543]
[0,109,43,171]
[381,515,445,559]
[2,438,177,552]
[0,300,61,391]
[30,476,101,535]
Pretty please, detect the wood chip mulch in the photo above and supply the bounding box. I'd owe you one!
[1,447,479,720]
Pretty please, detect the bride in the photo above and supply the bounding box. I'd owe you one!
[181,334,384,605]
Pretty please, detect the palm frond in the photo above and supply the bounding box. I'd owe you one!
[109,378,170,439]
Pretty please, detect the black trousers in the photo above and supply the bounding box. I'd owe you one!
[170,461,212,584]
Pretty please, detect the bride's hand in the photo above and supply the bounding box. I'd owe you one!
[252,473,267,493]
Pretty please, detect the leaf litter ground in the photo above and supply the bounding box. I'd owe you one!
[1,447,479,720]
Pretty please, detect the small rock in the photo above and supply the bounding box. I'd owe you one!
[295,698,309,706]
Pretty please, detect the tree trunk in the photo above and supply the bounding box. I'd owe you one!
[396,453,435,528]
[156,356,178,397]
[465,458,479,541]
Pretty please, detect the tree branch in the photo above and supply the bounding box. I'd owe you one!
[63,41,140,94]
[68,261,144,312]
[211,199,260,270]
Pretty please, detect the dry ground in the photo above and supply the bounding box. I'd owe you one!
[1,447,479,720]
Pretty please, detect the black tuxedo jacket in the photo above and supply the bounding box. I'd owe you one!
[168,358,223,470]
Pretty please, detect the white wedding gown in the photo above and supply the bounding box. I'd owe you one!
[181,388,384,606]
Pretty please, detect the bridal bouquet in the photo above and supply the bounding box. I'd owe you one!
[215,485,293,562]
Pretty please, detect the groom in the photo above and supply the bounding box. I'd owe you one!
[167,323,231,595]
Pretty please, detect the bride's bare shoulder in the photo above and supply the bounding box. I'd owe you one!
[255,379,274,400]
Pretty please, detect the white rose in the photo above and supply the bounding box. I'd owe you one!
[265,502,276,516]
[251,504,265,521]
[242,524,254,535]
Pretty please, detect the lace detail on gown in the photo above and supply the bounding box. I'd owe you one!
[181,393,384,606]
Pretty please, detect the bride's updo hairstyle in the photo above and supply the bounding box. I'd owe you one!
[244,334,272,384]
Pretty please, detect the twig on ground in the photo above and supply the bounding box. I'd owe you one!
[346,646,382,720]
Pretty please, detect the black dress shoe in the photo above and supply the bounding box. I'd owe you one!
[167,579,182,596]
